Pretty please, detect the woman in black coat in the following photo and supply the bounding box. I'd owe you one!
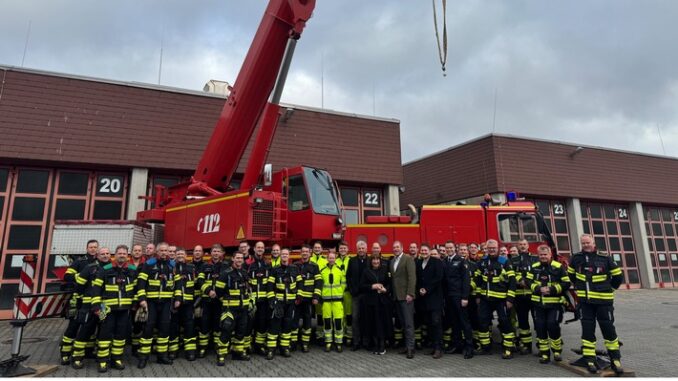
[359,254,392,354]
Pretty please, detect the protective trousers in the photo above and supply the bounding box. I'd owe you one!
[169,303,196,356]
[218,308,248,358]
[322,300,344,345]
[443,302,453,349]
[97,309,130,365]
[478,299,515,351]
[448,296,473,351]
[199,300,221,353]
[532,306,563,356]
[580,303,621,360]
[467,297,480,348]
[72,309,99,362]
[268,302,296,351]
[315,302,324,342]
[248,301,269,351]
[139,300,171,359]
[515,296,534,350]
[60,318,80,360]
[130,310,144,354]
[294,300,314,347]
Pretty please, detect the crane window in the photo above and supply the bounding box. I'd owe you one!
[497,213,539,243]
[288,175,309,211]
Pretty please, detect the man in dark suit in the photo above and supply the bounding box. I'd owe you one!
[416,243,445,359]
[390,241,416,359]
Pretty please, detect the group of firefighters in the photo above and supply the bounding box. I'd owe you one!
[58,234,624,375]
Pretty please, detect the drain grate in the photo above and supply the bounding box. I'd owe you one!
[1,337,48,345]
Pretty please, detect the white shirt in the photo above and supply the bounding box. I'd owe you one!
[393,253,403,272]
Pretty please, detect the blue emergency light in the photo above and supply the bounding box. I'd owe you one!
[506,192,517,202]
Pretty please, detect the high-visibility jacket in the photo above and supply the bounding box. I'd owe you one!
[196,260,227,298]
[136,257,176,301]
[526,260,570,307]
[568,250,623,305]
[320,264,346,301]
[474,255,516,302]
[270,256,281,268]
[267,264,302,302]
[174,261,197,303]
[91,262,137,310]
[510,252,539,297]
[215,266,251,309]
[247,257,271,302]
[296,260,322,301]
[336,255,350,275]
[65,254,97,301]
[310,253,328,271]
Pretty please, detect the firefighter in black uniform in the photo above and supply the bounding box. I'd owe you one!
[169,247,197,361]
[91,245,137,372]
[526,244,570,364]
[510,239,539,354]
[128,244,145,357]
[136,242,178,369]
[266,248,303,359]
[568,234,625,374]
[474,239,517,359]
[214,251,252,365]
[458,243,481,350]
[195,244,228,358]
[191,245,206,342]
[71,246,110,370]
[293,245,322,352]
[442,242,474,359]
[60,239,99,365]
[247,241,271,355]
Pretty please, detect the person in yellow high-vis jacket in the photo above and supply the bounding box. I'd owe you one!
[320,252,346,352]
[335,242,353,345]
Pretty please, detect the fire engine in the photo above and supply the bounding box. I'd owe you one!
[54,0,556,258]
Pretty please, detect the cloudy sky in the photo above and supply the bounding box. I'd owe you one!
[1,0,677,163]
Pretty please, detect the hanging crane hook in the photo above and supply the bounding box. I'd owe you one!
[432,0,448,77]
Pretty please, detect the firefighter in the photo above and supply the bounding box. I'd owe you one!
[346,240,368,351]
[293,244,322,352]
[510,239,539,354]
[214,251,252,365]
[240,241,254,267]
[128,243,145,357]
[568,234,625,374]
[169,247,197,361]
[320,251,346,352]
[526,244,570,364]
[91,245,137,372]
[459,243,481,349]
[247,241,271,355]
[71,246,109,370]
[442,241,474,359]
[474,239,517,359]
[195,244,228,358]
[60,239,98,365]
[136,242,178,369]
[191,245,206,335]
[265,248,303,359]
[270,244,282,268]
[335,242,353,346]
[145,243,156,260]
[310,241,328,343]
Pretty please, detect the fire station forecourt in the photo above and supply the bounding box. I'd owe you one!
[1,289,676,377]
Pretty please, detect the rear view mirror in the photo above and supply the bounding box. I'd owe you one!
[263,164,273,186]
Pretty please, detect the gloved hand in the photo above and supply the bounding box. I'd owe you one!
[135,306,148,323]
[194,306,203,319]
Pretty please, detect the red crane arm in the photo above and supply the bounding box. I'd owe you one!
[191,0,315,193]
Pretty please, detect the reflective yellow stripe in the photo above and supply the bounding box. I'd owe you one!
[166,192,249,213]
[610,267,622,276]
[592,274,608,283]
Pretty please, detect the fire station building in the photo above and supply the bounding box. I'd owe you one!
[401,133,678,291]
[0,66,403,317]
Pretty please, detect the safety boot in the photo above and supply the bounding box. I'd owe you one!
[301,344,309,353]
[520,345,532,355]
[157,353,173,365]
[111,359,125,370]
[324,343,332,352]
[610,359,624,375]
[553,352,562,362]
[282,348,291,358]
[60,355,71,366]
[216,355,226,366]
[98,361,108,373]
[336,345,343,353]
[266,350,274,360]
[539,352,550,364]
[198,348,206,358]
[463,348,474,359]
[186,351,196,361]
[137,358,148,369]
[168,351,176,360]
[233,351,250,361]
[71,359,84,370]
[474,346,492,356]
[586,360,598,374]
[502,349,513,359]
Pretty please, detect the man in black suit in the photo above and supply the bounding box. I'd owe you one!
[416,243,445,359]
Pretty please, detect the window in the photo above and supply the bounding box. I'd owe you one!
[16,169,49,194]
[0,284,19,309]
[497,214,539,243]
[340,188,359,207]
[0,168,8,191]
[55,199,86,220]
[92,200,122,220]
[3,254,29,279]
[364,209,381,222]
[7,225,43,250]
[58,172,89,195]
[303,168,339,215]
[288,175,309,211]
[12,197,45,221]
[342,209,359,225]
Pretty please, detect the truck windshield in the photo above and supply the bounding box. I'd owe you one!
[304,167,340,216]
[497,213,540,243]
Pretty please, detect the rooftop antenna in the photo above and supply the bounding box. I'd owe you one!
[657,123,666,155]
[21,20,32,67]
[158,25,164,85]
